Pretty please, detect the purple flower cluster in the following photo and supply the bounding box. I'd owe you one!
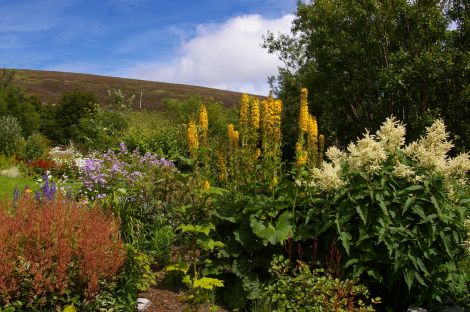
[79,143,174,200]
[41,173,57,201]
[140,152,175,167]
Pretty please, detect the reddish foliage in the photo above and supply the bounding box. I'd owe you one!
[0,194,126,305]
[27,159,56,174]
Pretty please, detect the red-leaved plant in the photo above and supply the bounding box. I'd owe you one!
[0,194,126,308]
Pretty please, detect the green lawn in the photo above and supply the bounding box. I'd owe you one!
[0,175,37,200]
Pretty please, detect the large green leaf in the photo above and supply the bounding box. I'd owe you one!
[404,185,423,191]
[275,211,294,243]
[250,219,277,245]
[402,196,415,215]
[250,211,293,245]
[339,231,352,255]
[355,205,367,225]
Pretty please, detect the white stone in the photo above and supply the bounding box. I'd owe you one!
[136,298,151,312]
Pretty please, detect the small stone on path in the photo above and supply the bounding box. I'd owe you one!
[137,298,151,312]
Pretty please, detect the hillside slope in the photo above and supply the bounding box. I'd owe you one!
[11,69,251,110]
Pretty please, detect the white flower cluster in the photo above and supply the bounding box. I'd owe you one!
[49,144,85,169]
[347,132,387,174]
[392,161,422,183]
[404,120,454,174]
[376,117,406,153]
[305,117,469,193]
[310,163,345,192]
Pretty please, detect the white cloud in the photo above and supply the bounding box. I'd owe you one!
[121,14,294,95]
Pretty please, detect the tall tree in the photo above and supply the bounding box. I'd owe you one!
[55,90,98,143]
[264,0,469,154]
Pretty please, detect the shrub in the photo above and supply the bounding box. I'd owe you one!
[0,115,23,156]
[55,90,98,143]
[302,117,470,309]
[0,155,16,171]
[22,132,49,161]
[123,111,188,159]
[0,194,126,310]
[261,256,378,311]
[145,217,174,267]
[73,109,128,151]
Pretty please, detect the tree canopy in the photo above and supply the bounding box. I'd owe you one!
[264,0,469,155]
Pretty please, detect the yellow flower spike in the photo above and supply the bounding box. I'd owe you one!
[271,99,282,142]
[187,120,199,156]
[296,153,308,166]
[240,94,249,128]
[307,115,318,140]
[202,180,210,190]
[269,175,279,190]
[261,99,269,132]
[227,124,234,136]
[198,105,209,141]
[232,130,240,147]
[216,151,226,181]
[307,114,319,163]
[319,134,325,153]
[227,124,239,148]
[250,97,260,130]
[295,142,308,166]
[255,148,261,160]
[299,88,309,133]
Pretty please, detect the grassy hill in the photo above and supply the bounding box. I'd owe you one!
[11,69,252,110]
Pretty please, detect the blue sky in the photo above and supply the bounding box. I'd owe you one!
[0,0,297,94]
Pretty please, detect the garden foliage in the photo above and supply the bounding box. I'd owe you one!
[185,90,469,311]
[264,0,469,154]
[302,117,470,309]
[260,256,378,312]
[0,116,24,156]
[0,194,125,310]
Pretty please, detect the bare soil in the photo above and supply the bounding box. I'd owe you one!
[139,271,230,312]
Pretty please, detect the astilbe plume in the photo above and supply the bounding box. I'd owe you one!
[0,194,125,306]
[307,118,470,194]
[404,119,453,173]
[347,132,387,174]
[376,116,406,153]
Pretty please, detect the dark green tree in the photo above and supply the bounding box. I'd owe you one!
[55,90,98,143]
[0,70,42,137]
[264,0,469,155]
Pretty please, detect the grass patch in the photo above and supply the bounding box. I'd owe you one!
[0,175,37,200]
